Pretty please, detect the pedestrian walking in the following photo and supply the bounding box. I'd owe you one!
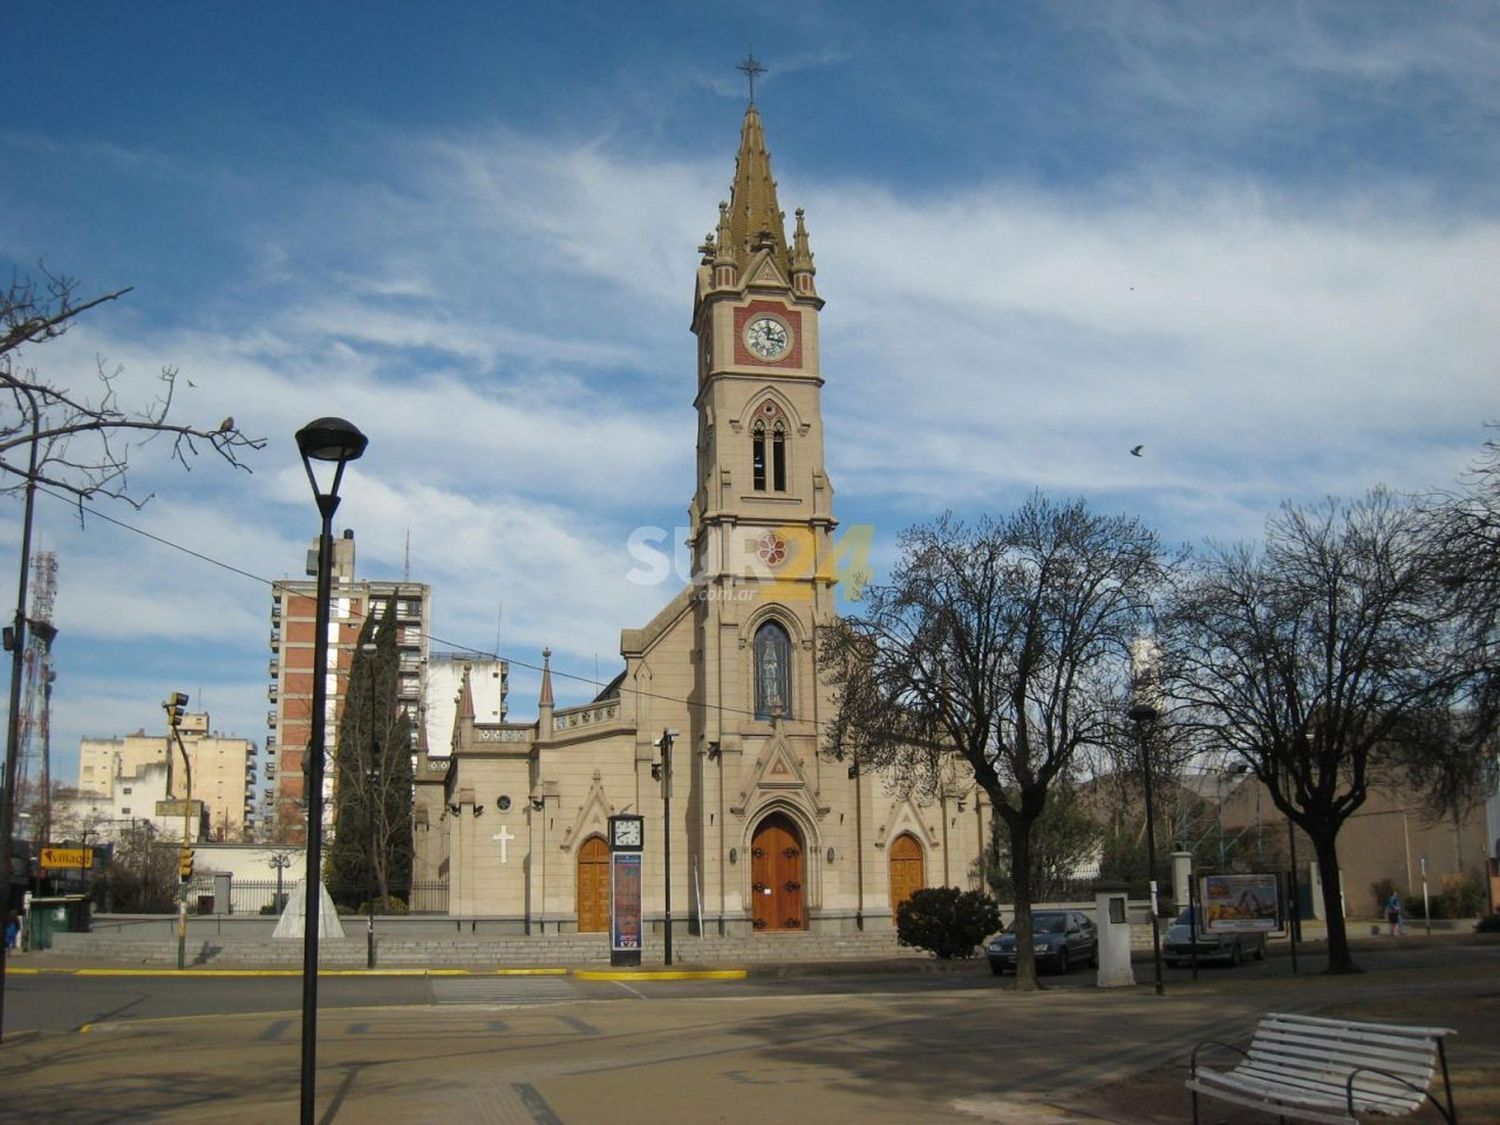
[4,913,19,951]
[1386,891,1404,936]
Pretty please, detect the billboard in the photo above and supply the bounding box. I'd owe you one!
[611,852,642,952]
[1200,873,1279,932]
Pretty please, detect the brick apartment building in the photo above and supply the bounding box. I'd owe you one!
[268,529,430,843]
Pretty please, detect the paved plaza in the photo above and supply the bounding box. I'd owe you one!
[1,933,1496,1123]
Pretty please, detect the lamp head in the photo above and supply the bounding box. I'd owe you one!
[296,417,368,464]
[296,416,367,514]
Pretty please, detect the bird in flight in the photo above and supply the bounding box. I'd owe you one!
[1130,445,1144,457]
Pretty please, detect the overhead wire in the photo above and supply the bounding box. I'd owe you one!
[26,481,827,733]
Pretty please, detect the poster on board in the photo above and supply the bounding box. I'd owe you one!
[1200,873,1279,932]
[611,852,642,951]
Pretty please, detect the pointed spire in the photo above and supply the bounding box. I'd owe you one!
[539,647,554,708]
[726,104,792,278]
[790,206,816,294]
[457,664,475,721]
[715,201,734,266]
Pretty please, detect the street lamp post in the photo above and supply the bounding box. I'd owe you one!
[654,729,677,966]
[165,691,191,970]
[360,640,379,971]
[365,762,379,970]
[1129,702,1166,996]
[270,851,292,914]
[294,416,367,1125]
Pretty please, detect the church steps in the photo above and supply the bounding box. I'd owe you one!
[40,929,907,967]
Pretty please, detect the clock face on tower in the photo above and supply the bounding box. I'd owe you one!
[745,315,791,360]
[610,815,644,851]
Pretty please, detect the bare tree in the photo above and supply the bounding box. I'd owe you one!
[1162,491,1487,973]
[1,263,264,1041]
[821,497,1171,990]
[1,264,264,504]
[1430,427,1500,762]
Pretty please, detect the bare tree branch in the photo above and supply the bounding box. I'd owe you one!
[0,265,266,510]
[821,495,1172,989]
[1161,489,1488,974]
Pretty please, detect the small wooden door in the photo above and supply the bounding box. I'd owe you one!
[889,832,925,913]
[751,813,805,931]
[577,835,610,933]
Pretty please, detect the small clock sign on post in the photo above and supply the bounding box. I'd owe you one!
[608,814,645,968]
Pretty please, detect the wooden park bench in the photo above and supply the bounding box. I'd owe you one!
[1187,1012,1458,1123]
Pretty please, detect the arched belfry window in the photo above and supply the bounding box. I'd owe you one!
[754,620,793,720]
[751,402,788,493]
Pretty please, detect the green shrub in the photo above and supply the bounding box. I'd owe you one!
[895,887,1000,959]
[1441,872,1486,917]
[1406,872,1487,920]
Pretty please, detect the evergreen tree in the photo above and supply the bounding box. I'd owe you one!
[327,598,413,910]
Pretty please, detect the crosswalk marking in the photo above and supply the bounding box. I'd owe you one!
[431,976,581,1007]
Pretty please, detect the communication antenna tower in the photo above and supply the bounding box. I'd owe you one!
[18,550,58,844]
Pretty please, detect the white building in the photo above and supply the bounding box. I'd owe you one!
[424,653,508,756]
[55,760,206,844]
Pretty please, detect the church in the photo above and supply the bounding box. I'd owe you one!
[413,98,991,941]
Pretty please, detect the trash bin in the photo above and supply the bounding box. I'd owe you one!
[26,895,91,951]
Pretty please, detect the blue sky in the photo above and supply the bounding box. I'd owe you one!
[3,2,1497,807]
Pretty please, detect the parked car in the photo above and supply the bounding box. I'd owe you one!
[1163,906,1266,967]
[986,909,1099,975]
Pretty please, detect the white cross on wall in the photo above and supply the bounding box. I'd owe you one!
[492,826,515,864]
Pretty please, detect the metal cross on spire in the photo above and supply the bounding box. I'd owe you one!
[738,52,766,104]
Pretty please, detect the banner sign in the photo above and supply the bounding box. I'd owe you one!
[40,847,94,869]
[1201,873,1279,932]
[611,852,642,952]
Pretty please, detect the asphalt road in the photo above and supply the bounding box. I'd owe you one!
[6,936,1492,1034]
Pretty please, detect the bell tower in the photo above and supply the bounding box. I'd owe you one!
[688,92,837,763]
[690,101,834,594]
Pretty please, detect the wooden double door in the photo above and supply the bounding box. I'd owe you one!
[888,832,926,913]
[751,813,806,931]
[577,835,610,933]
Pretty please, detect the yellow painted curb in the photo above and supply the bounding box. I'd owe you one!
[573,968,747,981]
[65,967,571,978]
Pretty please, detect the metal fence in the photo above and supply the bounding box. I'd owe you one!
[227,878,448,916]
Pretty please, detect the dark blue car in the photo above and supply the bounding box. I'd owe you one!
[986,909,1099,975]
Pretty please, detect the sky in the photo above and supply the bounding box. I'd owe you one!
[3,2,1497,810]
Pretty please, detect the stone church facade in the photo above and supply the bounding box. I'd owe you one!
[413,103,991,940]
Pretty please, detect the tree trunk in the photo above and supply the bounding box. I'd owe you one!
[1008,814,1042,991]
[375,843,390,910]
[1310,829,1359,973]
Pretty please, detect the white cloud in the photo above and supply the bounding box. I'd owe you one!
[12,35,1498,801]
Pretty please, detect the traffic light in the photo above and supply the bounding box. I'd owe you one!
[179,848,194,881]
[165,691,188,728]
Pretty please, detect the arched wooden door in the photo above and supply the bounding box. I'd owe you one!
[751,813,806,931]
[889,832,925,913]
[577,835,610,933]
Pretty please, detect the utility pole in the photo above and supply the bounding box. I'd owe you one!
[1129,702,1166,996]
